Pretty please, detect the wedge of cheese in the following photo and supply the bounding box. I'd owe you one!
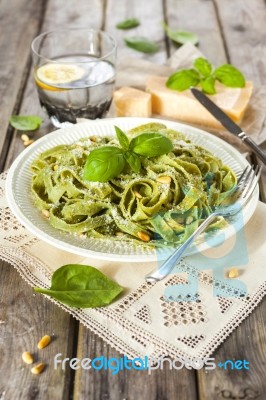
[113,87,152,118]
[146,76,253,129]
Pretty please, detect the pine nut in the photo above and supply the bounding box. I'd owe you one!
[21,134,29,142]
[31,363,45,375]
[22,351,33,364]
[41,209,50,218]
[156,176,171,184]
[137,231,150,242]
[90,136,97,142]
[228,268,239,278]
[53,165,58,171]
[37,335,51,349]
[133,190,143,199]
[115,232,124,236]
[24,139,34,146]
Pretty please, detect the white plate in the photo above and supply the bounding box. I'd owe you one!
[6,117,258,262]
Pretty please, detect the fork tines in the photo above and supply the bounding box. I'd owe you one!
[239,165,262,199]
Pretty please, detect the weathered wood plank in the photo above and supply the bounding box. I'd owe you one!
[196,1,266,399]
[0,261,78,400]
[105,0,167,64]
[4,0,105,169]
[198,298,266,400]
[165,0,227,65]
[0,0,46,163]
[214,0,266,86]
[1,1,105,399]
[73,325,198,400]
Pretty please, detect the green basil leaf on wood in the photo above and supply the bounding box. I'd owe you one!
[116,18,140,29]
[124,36,159,53]
[9,115,42,131]
[84,146,125,182]
[34,264,123,308]
[166,69,200,91]
[163,23,199,45]
[129,132,173,157]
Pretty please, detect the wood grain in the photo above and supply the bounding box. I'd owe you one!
[198,298,266,400]
[196,1,266,399]
[165,0,227,65]
[0,0,46,169]
[0,0,104,398]
[4,0,105,169]
[105,0,167,64]
[0,261,77,400]
[214,0,266,86]
[73,325,197,400]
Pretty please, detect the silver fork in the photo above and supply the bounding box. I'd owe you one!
[145,165,262,283]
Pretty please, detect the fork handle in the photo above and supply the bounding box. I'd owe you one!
[145,213,219,282]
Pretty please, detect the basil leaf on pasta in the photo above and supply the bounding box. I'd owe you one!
[129,133,173,157]
[84,146,125,182]
[115,126,130,150]
[124,152,141,173]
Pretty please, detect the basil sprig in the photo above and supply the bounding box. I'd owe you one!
[34,264,123,308]
[83,126,173,182]
[166,57,245,94]
[9,115,42,131]
[116,18,140,30]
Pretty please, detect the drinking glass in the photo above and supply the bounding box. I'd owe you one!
[31,29,117,126]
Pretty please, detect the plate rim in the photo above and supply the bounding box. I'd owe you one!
[5,117,258,262]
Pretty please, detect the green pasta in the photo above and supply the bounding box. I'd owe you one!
[30,123,237,247]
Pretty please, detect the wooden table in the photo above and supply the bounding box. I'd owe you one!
[0,0,266,399]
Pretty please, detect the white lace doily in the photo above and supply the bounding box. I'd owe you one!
[1,171,266,360]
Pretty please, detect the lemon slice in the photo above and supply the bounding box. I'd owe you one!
[35,63,85,91]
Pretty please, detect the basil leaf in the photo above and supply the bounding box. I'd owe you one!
[194,57,212,78]
[9,115,42,131]
[163,23,199,45]
[83,146,125,182]
[166,69,200,91]
[214,64,245,88]
[114,126,130,150]
[124,152,141,173]
[200,76,216,94]
[129,132,173,157]
[34,264,123,308]
[124,36,159,53]
[116,18,140,29]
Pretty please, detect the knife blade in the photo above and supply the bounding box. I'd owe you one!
[190,87,266,166]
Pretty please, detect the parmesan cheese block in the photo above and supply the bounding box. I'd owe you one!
[146,76,253,129]
[113,87,152,118]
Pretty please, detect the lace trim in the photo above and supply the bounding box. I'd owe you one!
[1,237,266,361]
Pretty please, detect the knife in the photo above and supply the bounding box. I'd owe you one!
[190,87,266,166]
